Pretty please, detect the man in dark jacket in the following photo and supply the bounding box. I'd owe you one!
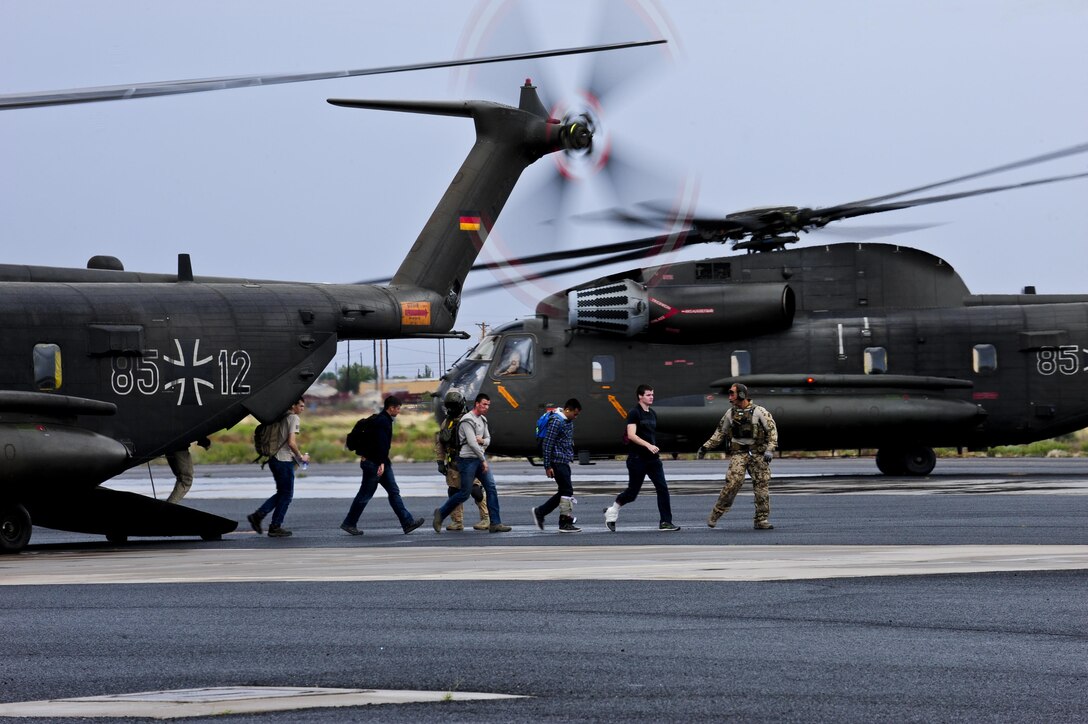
[340,396,424,535]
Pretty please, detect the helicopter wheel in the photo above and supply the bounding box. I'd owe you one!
[875,448,905,475]
[200,532,222,542]
[902,446,937,476]
[0,502,32,554]
[105,532,128,545]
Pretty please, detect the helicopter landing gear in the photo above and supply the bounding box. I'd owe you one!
[105,532,128,545]
[0,502,32,553]
[876,446,936,476]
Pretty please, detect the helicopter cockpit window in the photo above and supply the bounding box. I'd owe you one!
[494,336,534,377]
[972,344,997,374]
[864,347,888,374]
[731,350,751,377]
[33,343,63,391]
[467,335,498,362]
[592,355,616,383]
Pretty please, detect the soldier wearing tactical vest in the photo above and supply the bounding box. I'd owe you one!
[697,383,779,530]
[433,390,490,531]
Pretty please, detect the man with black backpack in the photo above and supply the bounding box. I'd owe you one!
[530,398,582,533]
[340,396,425,536]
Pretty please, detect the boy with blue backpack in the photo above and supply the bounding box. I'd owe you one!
[530,398,582,533]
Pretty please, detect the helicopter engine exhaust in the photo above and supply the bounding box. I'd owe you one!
[569,280,795,342]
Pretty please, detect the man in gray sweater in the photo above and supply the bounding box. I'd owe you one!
[432,393,511,533]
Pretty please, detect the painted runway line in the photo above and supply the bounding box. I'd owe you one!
[4,544,1087,585]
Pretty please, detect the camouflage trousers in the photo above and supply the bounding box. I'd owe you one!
[709,453,771,525]
[446,466,489,527]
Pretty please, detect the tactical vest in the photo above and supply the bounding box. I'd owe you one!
[438,418,458,463]
[731,406,755,442]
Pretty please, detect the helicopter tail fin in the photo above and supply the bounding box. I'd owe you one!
[329,81,591,329]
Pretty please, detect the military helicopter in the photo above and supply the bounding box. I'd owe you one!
[0,39,663,553]
[434,144,1088,476]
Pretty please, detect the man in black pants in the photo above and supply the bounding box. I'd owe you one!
[340,395,425,536]
[603,384,679,532]
[531,398,582,533]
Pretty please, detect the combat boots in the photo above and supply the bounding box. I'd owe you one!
[473,495,490,530]
[754,519,774,530]
[447,505,464,531]
[707,506,728,528]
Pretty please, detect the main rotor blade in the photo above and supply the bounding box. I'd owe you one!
[815,170,1088,224]
[465,246,668,297]
[0,39,665,110]
[840,140,1088,206]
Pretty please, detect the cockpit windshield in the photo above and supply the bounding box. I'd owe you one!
[467,335,498,362]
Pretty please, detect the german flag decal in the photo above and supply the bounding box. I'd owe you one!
[459,213,482,231]
[401,301,431,326]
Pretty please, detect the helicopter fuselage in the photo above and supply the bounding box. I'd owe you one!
[438,243,1088,474]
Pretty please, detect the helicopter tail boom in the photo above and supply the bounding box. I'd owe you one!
[330,82,591,332]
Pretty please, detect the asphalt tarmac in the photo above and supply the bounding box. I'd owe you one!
[2,458,1087,722]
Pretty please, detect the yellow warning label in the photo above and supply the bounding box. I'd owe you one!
[400,302,431,326]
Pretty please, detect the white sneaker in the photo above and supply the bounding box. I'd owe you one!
[603,502,620,532]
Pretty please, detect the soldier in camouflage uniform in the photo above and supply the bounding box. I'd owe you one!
[697,383,779,530]
[434,391,489,531]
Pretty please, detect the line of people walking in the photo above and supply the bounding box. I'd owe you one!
[246,382,778,538]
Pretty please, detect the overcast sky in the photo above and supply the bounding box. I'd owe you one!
[2,1,1086,379]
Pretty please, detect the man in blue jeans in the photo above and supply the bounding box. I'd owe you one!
[432,393,511,533]
[340,395,425,536]
[248,398,309,538]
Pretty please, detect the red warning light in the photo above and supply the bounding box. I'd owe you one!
[805,377,815,385]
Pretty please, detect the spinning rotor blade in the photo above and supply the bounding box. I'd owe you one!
[582,141,1088,247]
[842,140,1088,206]
[816,170,1088,224]
[0,39,664,110]
[465,245,670,298]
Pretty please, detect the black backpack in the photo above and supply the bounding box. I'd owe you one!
[345,414,377,455]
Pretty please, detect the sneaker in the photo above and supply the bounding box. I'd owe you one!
[558,516,581,533]
[246,512,264,535]
[403,517,425,534]
[340,524,363,536]
[267,526,292,537]
[489,523,512,533]
[530,506,545,531]
[754,521,774,530]
[446,522,465,531]
[659,522,681,532]
[432,508,443,533]
[603,503,619,532]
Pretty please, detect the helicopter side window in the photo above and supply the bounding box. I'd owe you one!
[731,350,751,376]
[696,262,732,281]
[592,355,616,383]
[864,347,888,374]
[33,343,63,391]
[972,344,997,374]
[494,336,534,377]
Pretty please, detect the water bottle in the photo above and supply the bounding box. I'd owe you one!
[301,453,310,471]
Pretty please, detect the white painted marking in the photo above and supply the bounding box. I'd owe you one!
[3,545,1087,586]
[0,686,523,719]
